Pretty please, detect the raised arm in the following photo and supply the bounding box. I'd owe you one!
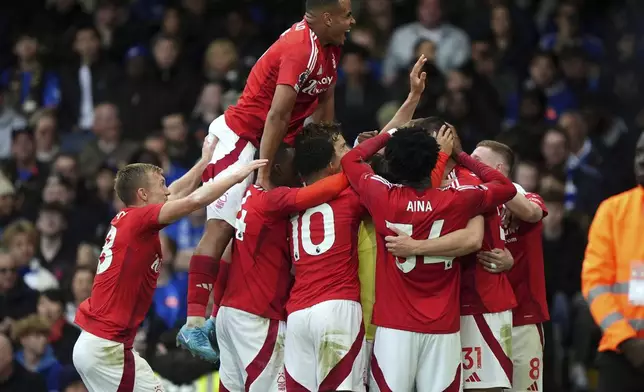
[341,130,393,190]
[454,152,517,211]
[258,85,297,190]
[158,160,267,225]
[258,44,316,190]
[385,216,484,258]
[380,55,427,134]
[168,138,216,200]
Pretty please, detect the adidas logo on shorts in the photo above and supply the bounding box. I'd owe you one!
[528,381,539,391]
[465,372,481,383]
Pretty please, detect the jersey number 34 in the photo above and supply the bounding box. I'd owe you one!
[386,220,454,273]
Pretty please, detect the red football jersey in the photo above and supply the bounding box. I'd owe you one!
[221,185,301,321]
[504,191,550,326]
[225,20,341,147]
[75,204,165,347]
[449,166,517,316]
[287,188,365,314]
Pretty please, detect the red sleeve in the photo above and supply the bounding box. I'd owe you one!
[264,174,350,216]
[526,192,549,219]
[135,203,166,232]
[431,152,449,188]
[276,45,315,93]
[340,132,393,211]
[210,260,230,318]
[452,152,517,214]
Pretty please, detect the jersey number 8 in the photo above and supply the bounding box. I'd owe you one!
[290,203,336,261]
[385,219,454,273]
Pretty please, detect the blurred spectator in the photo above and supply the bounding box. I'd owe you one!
[558,110,604,215]
[499,88,547,162]
[163,208,205,253]
[506,51,577,125]
[541,126,569,172]
[31,109,60,164]
[203,39,245,93]
[161,112,199,170]
[558,46,600,100]
[3,219,59,292]
[12,314,62,391]
[0,174,18,232]
[58,25,121,133]
[0,248,38,335]
[0,332,47,391]
[488,3,533,80]
[384,0,470,81]
[1,128,50,213]
[189,83,224,142]
[64,266,94,326]
[36,289,79,365]
[513,160,540,193]
[539,1,603,61]
[360,0,394,57]
[58,365,88,392]
[112,46,165,141]
[35,203,76,281]
[335,43,386,144]
[78,102,138,179]
[0,32,60,117]
[0,86,27,159]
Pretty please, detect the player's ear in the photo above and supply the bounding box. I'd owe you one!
[137,187,148,202]
[323,12,333,27]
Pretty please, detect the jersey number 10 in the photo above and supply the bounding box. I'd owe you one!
[385,219,454,273]
[290,203,335,261]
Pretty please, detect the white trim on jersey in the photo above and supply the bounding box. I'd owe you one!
[307,30,318,75]
[368,174,393,188]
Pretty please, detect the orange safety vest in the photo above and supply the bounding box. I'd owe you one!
[582,186,644,352]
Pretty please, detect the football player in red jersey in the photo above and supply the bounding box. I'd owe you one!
[72,140,266,392]
[469,140,549,392]
[341,125,517,392]
[181,0,356,358]
[215,142,349,392]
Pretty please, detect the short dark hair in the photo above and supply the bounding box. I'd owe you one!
[384,126,440,188]
[402,116,446,135]
[40,288,65,306]
[305,0,340,12]
[294,122,342,179]
[476,140,516,173]
[114,163,163,206]
[39,202,67,217]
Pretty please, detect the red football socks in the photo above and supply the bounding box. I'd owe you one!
[210,260,231,318]
[187,255,219,317]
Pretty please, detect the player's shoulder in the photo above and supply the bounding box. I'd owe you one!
[279,20,316,49]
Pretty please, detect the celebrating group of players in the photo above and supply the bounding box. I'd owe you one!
[68,1,550,391]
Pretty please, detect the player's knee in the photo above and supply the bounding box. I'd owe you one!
[194,220,234,256]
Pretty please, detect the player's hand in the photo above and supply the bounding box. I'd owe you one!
[356,130,379,145]
[435,124,454,156]
[477,248,513,273]
[501,208,520,233]
[200,135,218,163]
[619,338,644,372]
[385,226,420,258]
[232,159,268,184]
[447,123,463,156]
[409,54,428,97]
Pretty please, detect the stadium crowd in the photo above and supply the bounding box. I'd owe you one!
[0,0,642,391]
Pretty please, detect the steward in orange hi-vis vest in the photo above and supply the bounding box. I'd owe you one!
[582,132,644,392]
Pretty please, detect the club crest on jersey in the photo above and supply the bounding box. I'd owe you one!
[295,69,312,92]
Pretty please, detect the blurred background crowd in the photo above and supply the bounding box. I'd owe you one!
[0,0,642,390]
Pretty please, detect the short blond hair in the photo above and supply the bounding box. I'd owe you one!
[11,314,49,341]
[1,219,38,248]
[114,163,163,206]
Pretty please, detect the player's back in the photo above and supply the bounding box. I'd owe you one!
[225,20,340,146]
[75,204,165,346]
[370,182,481,334]
[287,188,364,314]
[504,191,550,325]
[448,166,517,315]
[222,185,293,320]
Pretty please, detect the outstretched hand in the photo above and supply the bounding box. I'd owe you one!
[409,54,428,97]
[200,136,217,163]
[235,159,268,184]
